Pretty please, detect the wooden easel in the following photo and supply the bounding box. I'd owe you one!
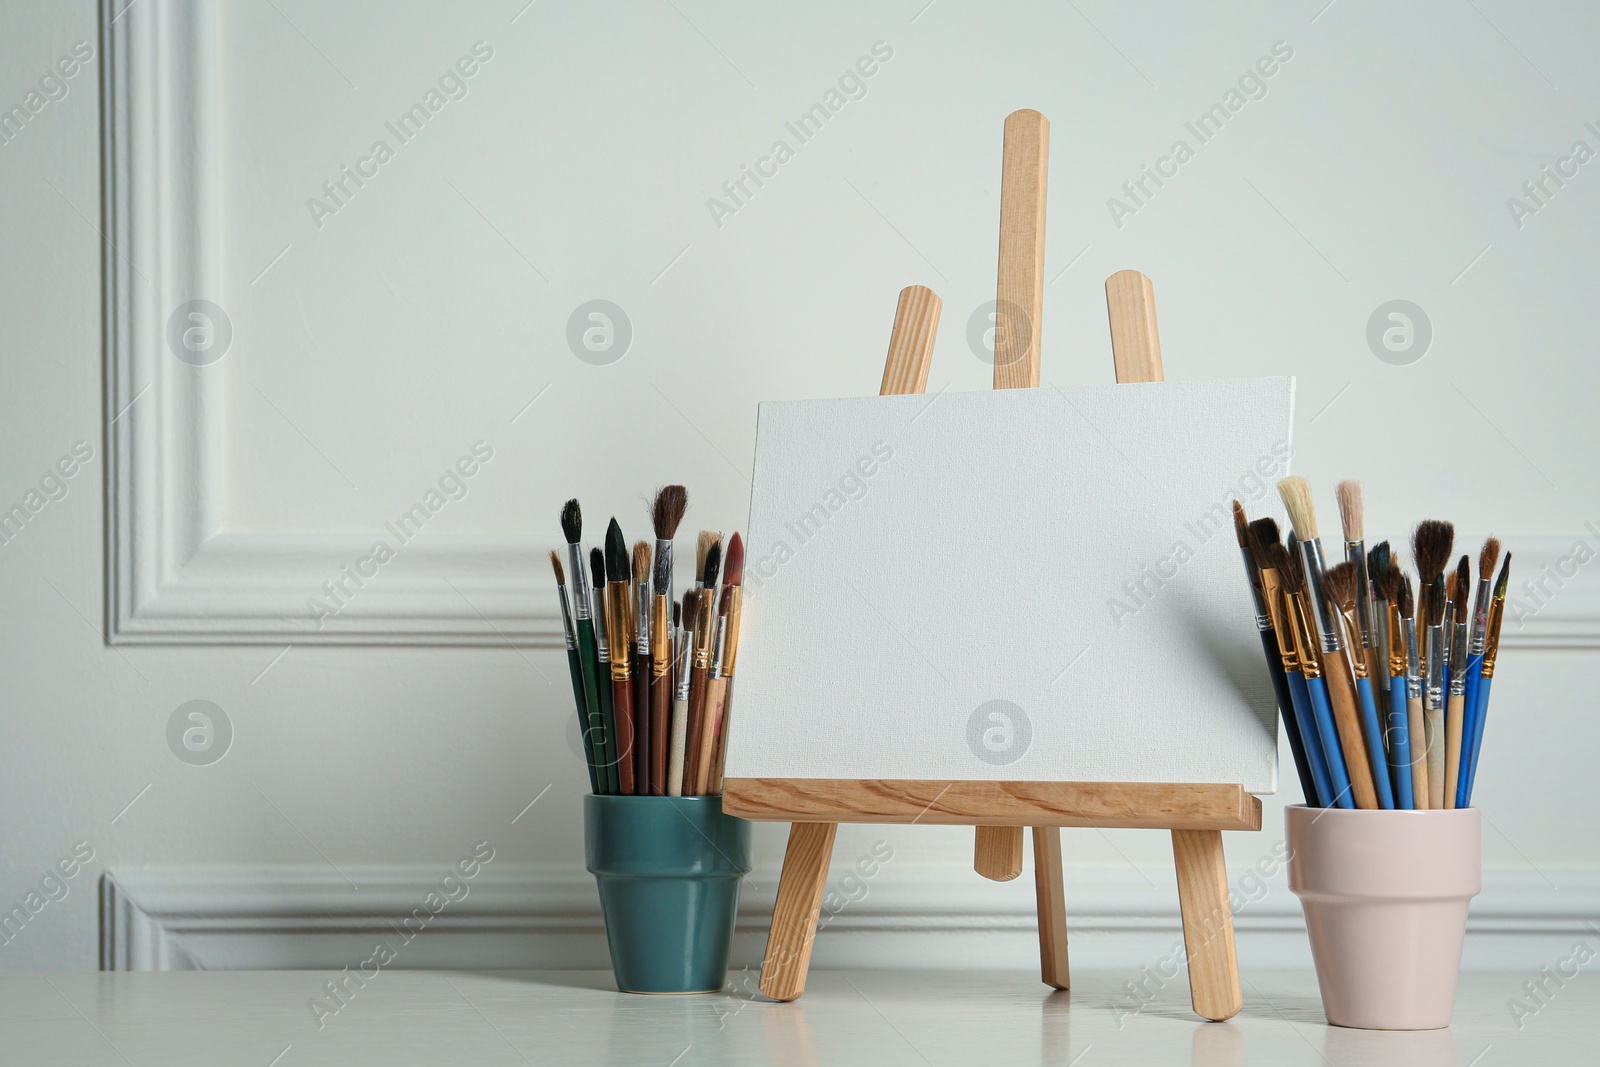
[722,110,1261,1022]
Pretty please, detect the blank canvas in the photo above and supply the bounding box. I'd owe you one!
[724,377,1295,792]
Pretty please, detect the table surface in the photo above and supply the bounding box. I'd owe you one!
[1,969,1587,1065]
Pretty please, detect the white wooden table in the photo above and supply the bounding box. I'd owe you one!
[1,968,1586,1065]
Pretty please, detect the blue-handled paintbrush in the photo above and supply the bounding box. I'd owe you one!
[1458,538,1501,807]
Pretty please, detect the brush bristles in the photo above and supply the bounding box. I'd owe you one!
[696,531,717,576]
[633,540,651,585]
[724,532,744,587]
[1322,560,1359,612]
[1376,562,1401,604]
[590,547,605,587]
[1454,556,1470,617]
[1480,536,1502,579]
[1277,477,1317,541]
[702,540,722,590]
[560,499,582,544]
[672,602,681,629]
[604,519,629,581]
[1282,543,1306,594]
[1397,574,1414,619]
[653,549,671,595]
[1495,552,1512,595]
[1261,541,1292,581]
[1427,577,1446,627]
[1335,481,1363,542]
[1412,520,1454,582]
[1231,500,1249,548]
[549,549,565,585]
[652,485,688,540]
[1369,541,1391,586]
[1246,517,1281,570]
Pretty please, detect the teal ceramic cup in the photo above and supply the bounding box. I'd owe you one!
[584,794,752,994]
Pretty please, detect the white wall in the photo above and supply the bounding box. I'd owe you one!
[2,0,1597,972]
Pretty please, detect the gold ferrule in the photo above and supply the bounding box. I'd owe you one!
[651,595,671,675]
[723,588,743,675]
[1259,570,1295,667]
[1289,590,1322,679]
[692,598,713,668]
[605,583,631,677]
[1481,596,1506,678]
[1387,604,1406,678]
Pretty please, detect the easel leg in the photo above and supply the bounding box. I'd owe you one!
[1171,829,1242,1021]
[1031,826,1069,989]
[975,826,1024,881]
[758,821,838,1002]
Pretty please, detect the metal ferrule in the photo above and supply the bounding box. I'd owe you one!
[1386,605,1406,678]
[651,596,672,675]
[1424,625,1444,712]
[1288,590,1321,679]
[566,545,590,620]
[693,598,714,669]
[1259,571,1295,667]
[605,583,631,677]
[710,614,729,677]
[1239,547,1271,631]
[1441,602,1455,665]
[634,579,651,657]
[592,589,610,663]
[1449,619,1469,692]
[1468,578,1492,655]
[723,587,743,676]
[1299,539,1341,653]
[1346,540,1374,648]
[1336,606,1367,680]
[673,628,694,699]
[556,586,577,651]
[1481,596,1506,678]
[1404,625,1422,699]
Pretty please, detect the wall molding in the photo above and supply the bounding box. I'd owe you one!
[99,2,1600,647]
[101,863,1600,974]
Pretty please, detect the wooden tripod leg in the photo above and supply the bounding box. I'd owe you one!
[1171,829,1242,1021]
[1032,826,1069,989]
[758,822,838,1002]
[975,827,1024,881]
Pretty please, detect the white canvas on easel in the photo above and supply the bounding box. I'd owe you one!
[725,376,1295,793]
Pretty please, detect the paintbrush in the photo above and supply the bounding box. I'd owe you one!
[1325,562,1395,809]
[668,590,697,795]
[1412,520,1452,807]
[591,545,624,795]
[696,531,719,593]
[1423,575,1447,809]
[632,539,653,796]
[1443,555,1471,808]
[709,532,745,794]
[1376,563,1414,808]
[1463,551,1510,805]
[1238,506,1317,804]
[562,501,615,795]
[552,551,600,794]
[649,486,687,797]
[601,525,636,796]
[1413,520,1454,695]
[1278,477,1379,808]
[1369,540,1393,699]
[1397,573,1428,808]
[696,587,732,795]
[1256,534,1333,806]
[1282,540,1354,807]
[1336,482,1384,688]
[1458,537,1500,807]
[682,540,721,792]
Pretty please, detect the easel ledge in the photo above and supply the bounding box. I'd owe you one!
[722,779,1262,831]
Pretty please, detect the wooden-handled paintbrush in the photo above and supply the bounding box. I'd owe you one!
[1412,520,1453,808]
[1282,542,1353,807]
[1325,562,1395,809]
[601,525,636,796]
[1237,505,1317,804]
[1459,537,1501,808]
[632,540,653,796]
[695,587,731,795]
[551,551,600,794]
[1278,477,1379,808]
[709,532,744,795]
[682,538,721,793]
[649,486,687,796]
[1376,563,1414,808]
[668,590,696,796]
[562,501,615,795]
[1444,556,1471,808]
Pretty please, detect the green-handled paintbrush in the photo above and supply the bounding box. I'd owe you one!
[551,550,599,793]
[562,499,616,795]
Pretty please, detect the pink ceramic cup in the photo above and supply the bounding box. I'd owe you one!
[1286,805,1481,1030]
